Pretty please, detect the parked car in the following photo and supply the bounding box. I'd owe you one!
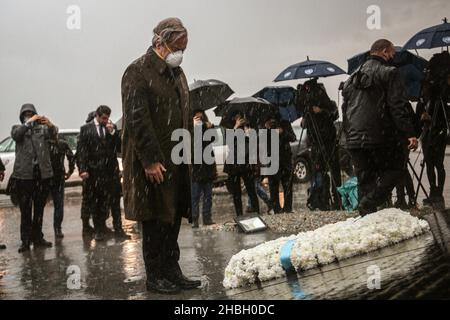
[291,122,354,184]
[0,129,82,193]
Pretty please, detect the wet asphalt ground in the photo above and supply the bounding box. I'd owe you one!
[0,148,449,300]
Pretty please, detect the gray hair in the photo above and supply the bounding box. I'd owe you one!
[151,17,187,47]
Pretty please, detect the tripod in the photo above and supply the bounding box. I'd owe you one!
[413,93,450,206]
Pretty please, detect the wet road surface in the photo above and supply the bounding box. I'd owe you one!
[0,148,450,300]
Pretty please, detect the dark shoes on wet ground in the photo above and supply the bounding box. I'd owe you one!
[33,238,53,248]
[82,225,95,237]
[0,244,6,250]
[18,242,30,253]
[146,278,181,294]
[114,228,131,239]
[168,274,202,290]
[54,228,64,239]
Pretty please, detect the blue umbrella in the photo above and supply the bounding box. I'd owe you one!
[403,18,450,50]
[347,47,427,100]
[253,86,300,122]
[274,57,346,82]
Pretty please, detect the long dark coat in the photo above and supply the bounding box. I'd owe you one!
[121,47,192,224]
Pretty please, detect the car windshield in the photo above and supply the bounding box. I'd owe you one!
[0,137,15,153]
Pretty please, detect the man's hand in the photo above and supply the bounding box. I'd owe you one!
[106,120,115,134]
[79,172,89,180]
[39,116,54,127]
[144,162,167,184]
[205,121,213,129]
[0,171,4,182]
[234,118,246,129]
[312,106,322,113]
[193,116,202,126]
[408,137,419,151]
[27,114,41,124]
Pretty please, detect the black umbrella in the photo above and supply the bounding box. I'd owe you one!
[274,57,346,82]
[217,97,278,129]
[347,47,428,100]
[403,18,450,50]
[253,86,300,122]
[189,79,234,112]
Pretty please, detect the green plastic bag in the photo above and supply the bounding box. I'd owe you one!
[337,177,358,212]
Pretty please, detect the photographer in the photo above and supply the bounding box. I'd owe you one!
[416,51,450,209]
[297,79,341,211]
[11,103,57,253]
[191,110,217,228]
[225,112,260,216]
[266,118,296,213]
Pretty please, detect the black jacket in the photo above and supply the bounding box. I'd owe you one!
[48,139,76,181]
[277,120,297,170]
[76,121,121,175]
[342,56,416,149]
[192,125,217,183]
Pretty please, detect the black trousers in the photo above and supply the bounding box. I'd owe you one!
[16,176,50,243]
[110,175,123,230]
[142,214,182,280]
[423,136,447,198]
[82,173,111,232]
[268,167,293,213]
[226,172,259,216]
[349,146,405,212]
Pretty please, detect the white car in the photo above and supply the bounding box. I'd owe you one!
[0,129,82,192]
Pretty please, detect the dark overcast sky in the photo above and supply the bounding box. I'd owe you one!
[0,0,448,138]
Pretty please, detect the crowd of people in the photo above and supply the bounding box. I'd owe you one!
[1,17,449,294]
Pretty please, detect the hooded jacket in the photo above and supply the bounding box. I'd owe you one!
[342,56,416,149]
[11,104,57,180]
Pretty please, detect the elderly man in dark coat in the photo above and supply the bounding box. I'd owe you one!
[121,17,200,294]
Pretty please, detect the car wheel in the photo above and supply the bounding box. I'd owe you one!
[293,157,310,183]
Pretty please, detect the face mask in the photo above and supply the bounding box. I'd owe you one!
[165,50,183,68]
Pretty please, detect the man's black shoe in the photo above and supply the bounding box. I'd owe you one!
[18,242,30,253]
[95,232,105,241]
[0,244,6,250]
[114,228,131,239]
[192,221,199,229]
[82,225,95,237]
[167,274,201,290]
[54,228,64,239]
[146,278,181,294]
[203,219,216,226]
[33,238,53,248]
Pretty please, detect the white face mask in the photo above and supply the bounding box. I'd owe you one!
[165,50,183,68]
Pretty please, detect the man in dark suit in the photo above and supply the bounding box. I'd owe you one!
[77,105,121,241]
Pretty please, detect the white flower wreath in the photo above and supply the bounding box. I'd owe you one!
[223,208,430,289]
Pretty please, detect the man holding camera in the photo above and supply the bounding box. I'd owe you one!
[11,103,57,253]
[342,39,418,216]
[77,105,121,241]
[297,79,341,211]
[417,51,450,210]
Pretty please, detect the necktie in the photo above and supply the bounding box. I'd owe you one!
[99,124,105,139]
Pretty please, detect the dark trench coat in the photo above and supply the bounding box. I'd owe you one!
[121,47,192,224]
